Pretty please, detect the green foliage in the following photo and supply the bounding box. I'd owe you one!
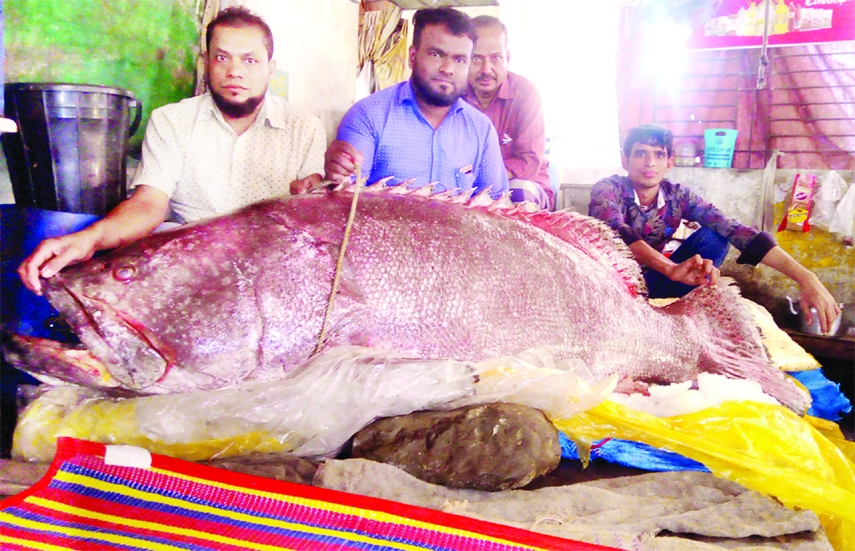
[6,0,199,152]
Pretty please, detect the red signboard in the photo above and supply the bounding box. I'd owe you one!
[686,0,855,50]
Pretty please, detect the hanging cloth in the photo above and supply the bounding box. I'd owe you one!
[194,0,239,96]
[357,2,408,100]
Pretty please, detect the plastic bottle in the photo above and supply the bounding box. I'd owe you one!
[674,141,697,167]
[755,0,769,36]
[745,2,758,36]
[736,7,746,36]
[774,0,790,34]
[788,2,796,32]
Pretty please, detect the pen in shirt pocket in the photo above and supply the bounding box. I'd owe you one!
[458,164,473,175]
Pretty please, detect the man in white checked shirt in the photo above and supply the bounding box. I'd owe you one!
[19,7,325,295]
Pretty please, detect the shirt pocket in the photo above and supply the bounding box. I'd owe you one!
[455,170,476,194]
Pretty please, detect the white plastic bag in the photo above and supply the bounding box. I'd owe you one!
[812,170,848,233]
[755,150,784,233]
[828,181,855,243]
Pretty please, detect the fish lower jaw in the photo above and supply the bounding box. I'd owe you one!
[64,298,170,391]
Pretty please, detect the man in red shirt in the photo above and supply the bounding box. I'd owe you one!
[463,16,552,210]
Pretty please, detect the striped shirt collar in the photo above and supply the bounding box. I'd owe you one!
[633,187,665,211]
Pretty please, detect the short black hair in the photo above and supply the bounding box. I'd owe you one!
[206,6,274,60]
[412,7,477,49]
[623,125,674,158]
[471,15,508,47]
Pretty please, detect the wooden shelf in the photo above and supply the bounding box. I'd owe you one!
[783,328,854,363]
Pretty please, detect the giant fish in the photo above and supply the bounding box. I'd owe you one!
[4,186,810,412]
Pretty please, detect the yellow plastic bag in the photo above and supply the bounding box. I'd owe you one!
[553,400,855,551]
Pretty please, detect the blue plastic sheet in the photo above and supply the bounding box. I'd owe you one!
[791,369,853,422]
[558,432,708,471]
[0,205,99,341]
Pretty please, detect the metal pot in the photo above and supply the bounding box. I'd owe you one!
[786,296,844,337]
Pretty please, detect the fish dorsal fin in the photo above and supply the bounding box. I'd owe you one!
[486,193,516,211]
[362,182,386,194]
[468,188,497,207]
[329,180,644,296]
[410,183,435,197]
[431,189,458,202]
[371,176,394,189]
[313,181,348,193]
[550,211,646,297]
[487,206,647,298]
[451,188,476,204]
[385,180,413,194]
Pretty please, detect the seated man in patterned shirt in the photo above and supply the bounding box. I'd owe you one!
[19,7,326,295]
[324,7,508,200]
[589,124,840,334]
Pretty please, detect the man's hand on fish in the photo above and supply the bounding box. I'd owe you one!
[667,254,720,288]
[324,140,364,183]
[289,173,324,195]
[18,185,171,296]
[18,230,101,295]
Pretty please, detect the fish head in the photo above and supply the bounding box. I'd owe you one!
[41,219,275,392]
[42,235,179,391]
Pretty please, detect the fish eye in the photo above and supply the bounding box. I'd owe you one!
[113,265,136,281]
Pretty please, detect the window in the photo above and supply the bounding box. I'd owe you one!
[618,9,854,170]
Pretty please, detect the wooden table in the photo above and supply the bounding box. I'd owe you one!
[783,329,855,362]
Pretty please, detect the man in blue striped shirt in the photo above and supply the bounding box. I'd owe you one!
[324,8,508,199]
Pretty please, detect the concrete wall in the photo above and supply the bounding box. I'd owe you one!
[243,0,359,142]
[558,169,855,327]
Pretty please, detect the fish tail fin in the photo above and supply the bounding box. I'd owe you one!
[661,283,811,413]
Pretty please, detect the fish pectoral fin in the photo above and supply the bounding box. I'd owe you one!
[322,307,374,347]
[324,249,364,305]
[614,376,652,396]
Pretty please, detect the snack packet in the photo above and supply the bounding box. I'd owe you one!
[778,173,816,232]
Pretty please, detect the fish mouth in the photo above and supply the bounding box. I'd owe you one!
[43,277,175,391]
[1,330,122,390]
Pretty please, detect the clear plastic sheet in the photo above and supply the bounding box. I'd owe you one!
[13,345,613,464]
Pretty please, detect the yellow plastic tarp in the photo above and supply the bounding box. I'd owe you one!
[553,400,855,551]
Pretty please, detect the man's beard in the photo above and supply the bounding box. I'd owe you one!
[210,85,266,119]
[412,70,460,107]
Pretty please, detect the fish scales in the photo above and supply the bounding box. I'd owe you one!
[4,188,809,412]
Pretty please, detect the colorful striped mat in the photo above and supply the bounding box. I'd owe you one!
[0,437,615,550]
